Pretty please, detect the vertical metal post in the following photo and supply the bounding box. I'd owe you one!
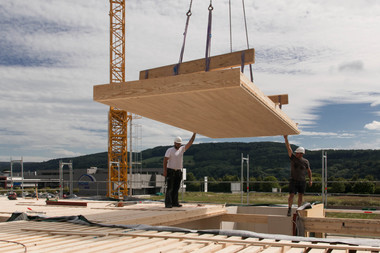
[10,159,13,193]
[324,151,328,206]
[59,160,63,198]
[21,157,24,197]
[129,118,133,197]
[321,150,324,205]
[69,160,73,196]
[321,151,328,207]
[241,154,249,204]
[117,162,121,199]
[246,155,249,205]
[108,160,112,197]
[241,153,243,204]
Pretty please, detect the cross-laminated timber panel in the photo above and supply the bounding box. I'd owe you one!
[94,68,300,138]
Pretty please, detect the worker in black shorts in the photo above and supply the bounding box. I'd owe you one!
[284,135,312,216]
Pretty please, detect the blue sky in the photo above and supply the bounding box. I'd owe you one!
[0,0,380,162]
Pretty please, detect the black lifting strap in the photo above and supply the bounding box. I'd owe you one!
[174,0,193,76]
[205,1,213,72]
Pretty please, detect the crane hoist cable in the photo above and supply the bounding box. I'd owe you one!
[205,0,213,72]
[241,0,254,82]
[229,0,233,53]
[176,0,253,79]
[175,0,193,75]
[176,0,214,74]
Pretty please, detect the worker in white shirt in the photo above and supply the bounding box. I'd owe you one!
[163,133,196,208]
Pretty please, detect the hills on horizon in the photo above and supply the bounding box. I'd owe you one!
[1,141,379,181]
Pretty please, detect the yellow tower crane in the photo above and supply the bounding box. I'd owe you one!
[108,0,130,199]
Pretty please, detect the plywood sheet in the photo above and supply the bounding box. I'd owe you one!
[94,68,300,138]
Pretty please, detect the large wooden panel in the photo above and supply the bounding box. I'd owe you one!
[94,68,300,138]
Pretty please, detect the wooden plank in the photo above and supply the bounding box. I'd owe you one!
[144,240,189,253]
[139,49,254,79]
[165,242,206,253]
[237,245,264,253]
[267,94,289,105]
[94,68,300,138]
[298,203,324,218]
[307,249,326,253]
[219,213,278,224]
[302,217,380,237]
[63,236,141,253]
[22,228,109,237]
[190,242,225,253]
[214,244,245,253]
[284,248,306,253]
[261,246,283,253]
[46,200,87,206]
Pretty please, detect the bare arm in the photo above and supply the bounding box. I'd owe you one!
[307,167,312,186]
[163,157,169,177]
[283,135,292,157]
[185,133,196,151]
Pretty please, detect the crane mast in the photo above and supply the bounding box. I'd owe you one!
[108,0,130,199]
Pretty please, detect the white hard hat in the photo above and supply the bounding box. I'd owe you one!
[174,136,182,144]
[295,147,305,154]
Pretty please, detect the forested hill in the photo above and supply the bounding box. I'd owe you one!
[1,142,379,180]
[142,142,380,180]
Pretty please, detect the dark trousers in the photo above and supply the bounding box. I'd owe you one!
[165,168,183,207]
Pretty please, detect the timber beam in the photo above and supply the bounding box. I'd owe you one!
[302,216,380,237]
[140,49,254,79]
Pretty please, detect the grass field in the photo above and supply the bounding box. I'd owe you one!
[149,192,380,219]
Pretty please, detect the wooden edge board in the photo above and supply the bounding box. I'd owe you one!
[302,216,380,237]
[239,73,299,133]
[267,94,289,105]
[94,69,241,101]
[139,49,254,80]
[218,214,285,224]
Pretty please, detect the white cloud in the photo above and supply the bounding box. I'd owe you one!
[364,121,380,131]
[1,0,380,162]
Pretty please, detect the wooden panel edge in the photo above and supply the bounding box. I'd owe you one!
[139,49,254,80]
[94,68,242,102]
[239,73,300,135]
[268,94,289,105]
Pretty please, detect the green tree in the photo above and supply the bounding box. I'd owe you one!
[330,177,346,193]
[307,176,322,193]
[352,179,375,194]
[186,172,200,191]
[260,176,280,192]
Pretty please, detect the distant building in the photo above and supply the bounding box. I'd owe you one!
[1,167,165,196]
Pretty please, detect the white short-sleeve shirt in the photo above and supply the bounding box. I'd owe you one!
[165,146,186,170]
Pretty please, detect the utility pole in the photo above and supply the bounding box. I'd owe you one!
[321,151,328,207]
[241,153,249,204]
